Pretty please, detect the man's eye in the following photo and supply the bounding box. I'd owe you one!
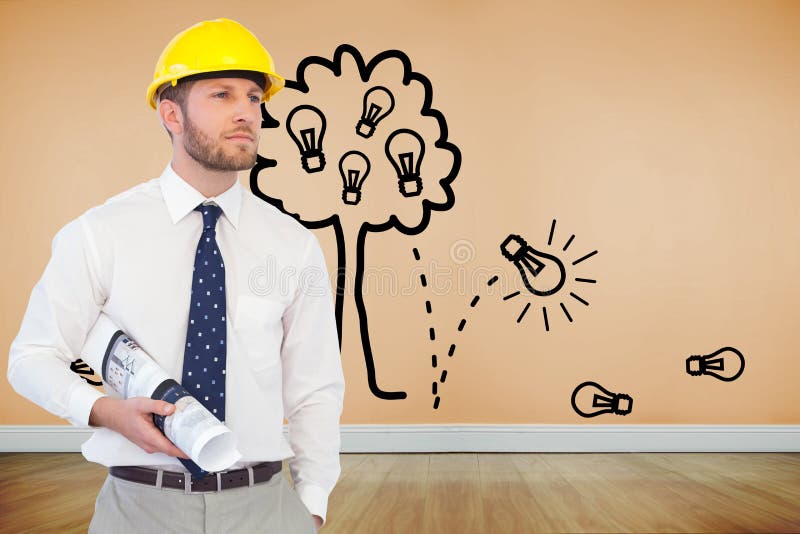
[214,92,228,98]
[249,95,261,103]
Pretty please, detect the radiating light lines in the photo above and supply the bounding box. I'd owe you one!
[504,219,598,331]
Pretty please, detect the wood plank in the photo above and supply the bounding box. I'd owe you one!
[356,454,429,534]
[322,454,396,534]
[423,469,485,533]
[478,454,558,533]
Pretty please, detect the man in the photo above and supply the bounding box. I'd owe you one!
[7,18,345,533]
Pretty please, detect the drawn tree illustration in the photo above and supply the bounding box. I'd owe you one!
[250,45,461,399]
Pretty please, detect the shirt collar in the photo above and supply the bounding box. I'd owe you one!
[159,163,241,230]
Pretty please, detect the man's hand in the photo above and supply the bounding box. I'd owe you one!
[312,515,323,531]
[88,397,189,459]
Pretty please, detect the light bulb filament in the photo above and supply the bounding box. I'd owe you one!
[399,152,415,176]
[366,103,383,122]
[300,128,316,152]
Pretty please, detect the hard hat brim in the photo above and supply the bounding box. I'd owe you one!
[147,67,285,110]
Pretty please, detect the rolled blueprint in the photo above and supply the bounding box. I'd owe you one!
[81,313,241,473]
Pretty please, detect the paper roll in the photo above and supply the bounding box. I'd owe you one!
[81,312,241,472]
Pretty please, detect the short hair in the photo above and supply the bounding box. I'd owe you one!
[158,80,195,111]
[157,80,196,140]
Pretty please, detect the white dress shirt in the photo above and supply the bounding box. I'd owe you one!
[7,163,345,522]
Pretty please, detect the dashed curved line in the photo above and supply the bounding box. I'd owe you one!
[432,265,494,409]
[415,247,447,410]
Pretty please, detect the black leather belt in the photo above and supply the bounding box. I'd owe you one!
[109,461,282,493]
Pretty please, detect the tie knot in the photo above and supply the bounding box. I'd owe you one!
[195,203,223,231]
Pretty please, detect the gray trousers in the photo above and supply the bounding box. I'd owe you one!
[88,470,317,533]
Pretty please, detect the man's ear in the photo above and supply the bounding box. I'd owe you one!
[158,98,184,137]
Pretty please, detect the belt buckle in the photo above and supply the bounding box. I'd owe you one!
[184,470,221,494]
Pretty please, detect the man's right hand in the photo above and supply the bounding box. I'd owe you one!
[88,397,189,459]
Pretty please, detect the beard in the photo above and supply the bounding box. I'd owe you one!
[183,113,257,172]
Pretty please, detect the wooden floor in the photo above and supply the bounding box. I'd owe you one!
[1,453,798,533]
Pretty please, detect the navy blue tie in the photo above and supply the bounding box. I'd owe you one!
[182,203,228,422]
[151,203,228,479]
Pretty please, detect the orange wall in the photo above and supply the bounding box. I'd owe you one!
[2,0,799,425]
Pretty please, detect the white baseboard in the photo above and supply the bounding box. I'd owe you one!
[335,424,800,452]
[1,424,798,453]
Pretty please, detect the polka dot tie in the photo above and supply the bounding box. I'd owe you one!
[181,203,227,423]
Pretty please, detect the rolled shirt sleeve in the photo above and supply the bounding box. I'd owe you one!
[7,214,108,427]
[280,233,345,524]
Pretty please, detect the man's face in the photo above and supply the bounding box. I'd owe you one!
[182,78,264,172]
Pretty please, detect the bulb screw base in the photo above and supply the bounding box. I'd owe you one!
[301,153,326,173]
[613,394,633,415]
[686,355,703,375]
[342,187,362,205]
[500,234,527,262]
[399,176,422,197]
[356,120,375,138]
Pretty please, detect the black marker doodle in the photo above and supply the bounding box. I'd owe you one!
[70,358,102,386]
[499,220,598,331]
[339,151,370,205]
[432,275,493,409]
[386,129,425,197]
[686,346,745,382]
[571,381,633,418]
[286,105,327,173]
[357,86,395,138]
[252,45,461,400]
[501,234,566,297]
[414,247,444,409]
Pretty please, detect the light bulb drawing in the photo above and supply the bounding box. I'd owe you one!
[286,105,327,173]
[686,346,745,382]
[356,86,395,138]
[571,381,633,418]
[385,129,425,197]
[501,234,566,297]
[339,151,371,205]
[499,221,598,331]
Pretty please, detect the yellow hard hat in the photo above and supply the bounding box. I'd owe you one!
[146,18,285,109]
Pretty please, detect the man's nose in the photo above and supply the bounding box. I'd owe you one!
[233,98,258,124]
